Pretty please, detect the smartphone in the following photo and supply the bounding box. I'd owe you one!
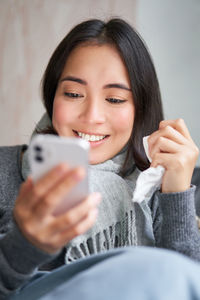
[29,134,90,216]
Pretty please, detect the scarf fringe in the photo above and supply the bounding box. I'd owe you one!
[65,210,138,263]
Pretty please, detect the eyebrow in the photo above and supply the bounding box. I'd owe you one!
[60,76,131,91]
[60,76,87,85]
[103,83,131,91]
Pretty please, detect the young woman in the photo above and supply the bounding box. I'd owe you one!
[0,18,200,299]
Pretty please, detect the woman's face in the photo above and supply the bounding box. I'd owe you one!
[53,44,135,164]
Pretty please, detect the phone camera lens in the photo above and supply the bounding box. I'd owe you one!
[34,145,42,152]
[35,155,43,162]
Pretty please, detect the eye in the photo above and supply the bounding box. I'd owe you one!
[106,98,126,104]
[64,92,83,98]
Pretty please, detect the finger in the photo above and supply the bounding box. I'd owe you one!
[19,195,100,255]
[18,177,33,197]
[15,177,33,207]
[148,125,188,154]
[150,151,188,171]
[32,167,86,218]
[47,193,101,234]
[33,163,70,197]
[21,164,70,210]
[159,119,192,141]
[150,152,193,193]
[50,208,98,250]
[150,136,181,159]
[150,152,176,169]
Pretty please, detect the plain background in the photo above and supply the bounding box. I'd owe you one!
[0,0,199,165]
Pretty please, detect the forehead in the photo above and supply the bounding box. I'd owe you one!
[61,44,130,84]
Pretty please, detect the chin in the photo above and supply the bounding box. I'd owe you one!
[89,158,102,165]
[89,153,114,165]
[89,155,105,165]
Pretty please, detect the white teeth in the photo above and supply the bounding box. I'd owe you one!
[90,135,96,141]
[77,131,106,142]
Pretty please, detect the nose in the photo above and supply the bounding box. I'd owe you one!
[78,98,106,124]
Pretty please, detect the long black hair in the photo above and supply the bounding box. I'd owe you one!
[41,18,164,175]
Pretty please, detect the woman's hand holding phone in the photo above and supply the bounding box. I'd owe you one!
[148,118,199,193]
[14,164,101,254]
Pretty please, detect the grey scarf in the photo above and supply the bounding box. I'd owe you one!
[21,114,155,263]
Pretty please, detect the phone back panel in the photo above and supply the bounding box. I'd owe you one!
[29,135,89,215]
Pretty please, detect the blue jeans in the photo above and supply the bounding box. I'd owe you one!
[9,247,200,300]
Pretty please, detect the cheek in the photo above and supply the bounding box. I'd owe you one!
[53,103,65,124]
[52,101,73,130]
[52,102,73,135]
[113,108,134,134]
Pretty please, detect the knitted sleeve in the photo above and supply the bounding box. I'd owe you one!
[150,185,200,262]
[191,167,200,216]
[0,224,56,298]
[0,146,59,298]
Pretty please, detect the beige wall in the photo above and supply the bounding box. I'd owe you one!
[136,0,200,165]
[1,0,199,166]
[0,0,137,145]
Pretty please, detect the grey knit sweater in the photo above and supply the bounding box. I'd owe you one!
[0,145,200,298]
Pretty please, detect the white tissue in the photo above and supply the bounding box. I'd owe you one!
[132,136,165,203]
[143,136,152,162]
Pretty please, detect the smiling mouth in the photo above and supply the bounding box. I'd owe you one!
[73,130,109,142]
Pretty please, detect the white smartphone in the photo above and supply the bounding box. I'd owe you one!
[29,134,90,216]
